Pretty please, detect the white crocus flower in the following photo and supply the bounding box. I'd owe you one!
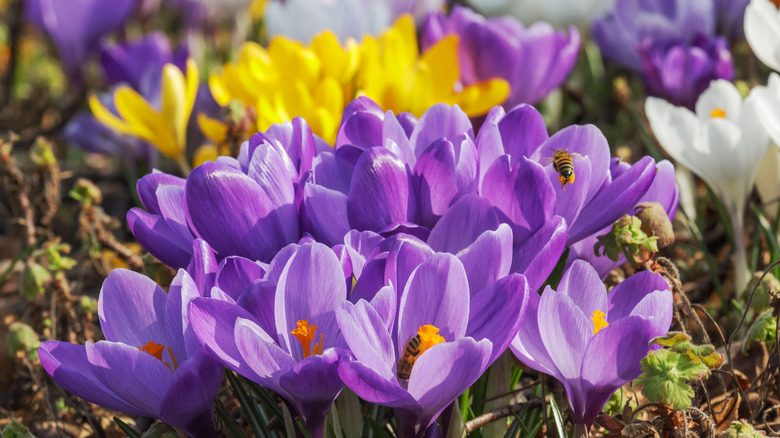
[755,73,780,221]
[646,80,771,293]
[745,0,780,72]
[468,0,615,30]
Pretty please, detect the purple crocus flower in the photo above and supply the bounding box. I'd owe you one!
[24,0,136,80]
[127,118,322,268]
[510,260,673,436]
[476,103,660,247]
[421,6,580,107]
[188,242,347,437]
[337,246,530,437]
[38,269,223,437]
[640,35,734,110]
[591,0,715,71]
[100,32,189,101]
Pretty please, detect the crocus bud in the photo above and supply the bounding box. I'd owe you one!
[635,202,675,248]
[595,214,659,265]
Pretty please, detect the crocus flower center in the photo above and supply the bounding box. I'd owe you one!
[591,310,609,334]
[710,108,726,119]
[291,320,324,358]
[772,0,780,9]
[397,325,445,380]
[138,341,178,371]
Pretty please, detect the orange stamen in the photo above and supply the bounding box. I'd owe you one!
[138,341,178,371]
[291,320,324,358]
[416,325,445,355]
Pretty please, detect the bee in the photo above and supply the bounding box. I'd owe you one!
[396,333,422,380]
[551,149,575,190]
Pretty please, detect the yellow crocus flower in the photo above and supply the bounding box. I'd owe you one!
[209,32,359,145]
[357,15,509,118]
[90,59,199,173]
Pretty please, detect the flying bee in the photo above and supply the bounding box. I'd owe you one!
[551,149,575,190]
[396,333,422,380]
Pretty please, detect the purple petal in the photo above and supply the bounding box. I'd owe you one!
[159,349,222,438]
[510,291,558,376]
[409,104,474,158]
[215,256,266,301]
[385,236,435,307]
[456,223,513,296]
[350,254,388,303]
[279,348,342,405]
[547,155,592,227]
[398,254,470,353]
[234,318,296,397]
[538,290,590,383]
[407,339,491,431]
[301,183,350,247]
[576,316,659,425]
[98,269,168,347]
[188,298,266,383]
[344,230,384,279]
[476,106,507,189]
[336,301,395,380]
[275,243,347,359]
[337,355,420,411]
[186,239,218,295]
[567,156,656,243]
[127,208,192,269]
[556,260,608,320]
[336,97,385,148]
[136,171,185,215]
[86,341,171,415]
[339,111,384,149]
[236,280,278,344]
[427,194,500,254]
[38,341,146,416]
[165,269,204,360]
[481,156,556,243]
[497,104,549,164]
[186,161,299,261]
[511,215,567,291]
[467,274,529,363]
[347,148,416,232]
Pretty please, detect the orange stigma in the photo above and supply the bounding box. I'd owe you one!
[416,325,445,355]
[710,108,726,119]
[591,310,609,335]
[291,320,324,358]
[138,341,178,371]
[772,0,780,8]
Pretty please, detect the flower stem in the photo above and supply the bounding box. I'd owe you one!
[731,206,750,296]
[573,423,590,438]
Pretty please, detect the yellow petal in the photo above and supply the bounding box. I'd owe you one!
[113,87,177,157]
[314,77,344,121]
[88,94,135,136]
[456,78,510,117]
[161,63,189,156]
[420,35,460,99]
[208,74,232,106]
[197,113,228,144]
[192,144,219,167]
[268,36,321,88]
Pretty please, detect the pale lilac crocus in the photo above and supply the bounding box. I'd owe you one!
[511,260,673,437]
[337,247,529,437]
[188,242,348,437]
[38,269,223,437]
[421,6,580,107]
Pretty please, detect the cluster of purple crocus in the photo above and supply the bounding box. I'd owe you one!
[592,0,741,109]
[40,96,677,437]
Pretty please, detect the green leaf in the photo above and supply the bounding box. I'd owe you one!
[719,419,766,437]
[113,417,141,438]
[651,333,723,370]
[20,262,51,300]
[743,310,777,354]
[2,418,36,438]
[7,322,40,361]
[139,423,178,437]
[634,349,709,410]
[548,396,566,438]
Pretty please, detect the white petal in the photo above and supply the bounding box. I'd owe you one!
[745,0,780,72]
[695,80,743,123]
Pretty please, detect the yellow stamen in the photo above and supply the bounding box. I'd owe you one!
[591,310,609,335]
[710,108,726,119]
[291,320,324,358]
[138,341,178,371]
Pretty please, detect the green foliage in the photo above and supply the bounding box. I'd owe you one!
[601,387,636,416]
[30,138,56,167]
[634,348,709,410]
[139,423,178,438]
[743,310,777,354]
[20,261,50,300]
[7,322,41,361]
[41,242,76,272]
[1,419,36,438]
[69,178,102,206]
[651,332,724,369]
[718,419,766,437]
[594,215,658,264]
